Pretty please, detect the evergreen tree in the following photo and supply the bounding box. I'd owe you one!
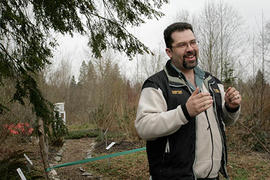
[0,0,168,122]
[70,75,77,88]
[255,69,266,86]
[87,61,97,83]
[222,61,235,87]
[78,60,88,85]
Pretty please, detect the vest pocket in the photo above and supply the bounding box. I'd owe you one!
[161,138,171,172]
[165,138,170,153]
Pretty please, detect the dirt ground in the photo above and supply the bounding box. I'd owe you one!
[2,136,270,179]
[54,138,143,179]
[1,137,99,179]
[54,138,98,180]
[4,137,143,179]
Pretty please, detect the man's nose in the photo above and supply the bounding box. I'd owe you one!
[186,43,194,51]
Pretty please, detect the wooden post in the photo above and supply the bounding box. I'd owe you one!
[38,118,49,180]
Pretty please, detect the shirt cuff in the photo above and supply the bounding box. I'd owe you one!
[181,104,193,120]
[225,103,240,113]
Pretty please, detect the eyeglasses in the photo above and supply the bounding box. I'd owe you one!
[171,39,198,49]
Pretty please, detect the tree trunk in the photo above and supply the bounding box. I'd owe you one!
[38,118,49,180]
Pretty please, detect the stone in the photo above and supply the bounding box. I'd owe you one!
[54,156,62,162]
[49,169,58,176]
[82,172,93,176]
[79,167,86,172]
[48,169,60,180]
[86,153,92,159]
[56,149,64,156]
[52,178,60,180]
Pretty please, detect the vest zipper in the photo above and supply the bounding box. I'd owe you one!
[208,82,228,177]
[204,110,214,178]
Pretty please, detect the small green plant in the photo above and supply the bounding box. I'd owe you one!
[49,111,68,146]
[252,130,269,152]
[234,168,249,180]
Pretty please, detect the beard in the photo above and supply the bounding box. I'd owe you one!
[183,58,198,69]
[183,51,198,69]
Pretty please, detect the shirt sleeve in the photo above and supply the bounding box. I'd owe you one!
[218,84,240,125]
[135,87,189,140]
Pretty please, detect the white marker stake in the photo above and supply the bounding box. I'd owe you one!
[17,168,27,180]
[24,153,33,166]
[106,142,116,150]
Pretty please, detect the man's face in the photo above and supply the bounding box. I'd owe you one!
[165,30,199,72]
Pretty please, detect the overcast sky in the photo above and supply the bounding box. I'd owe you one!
[131,0,270,50]
[53,0,270,80]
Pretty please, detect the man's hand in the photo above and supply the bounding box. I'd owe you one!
[225,87,241,109]
[186,87,213,117]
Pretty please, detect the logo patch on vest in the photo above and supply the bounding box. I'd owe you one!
[172,90,183,94]
[213,88,220,93]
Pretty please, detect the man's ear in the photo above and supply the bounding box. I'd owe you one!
[165,48,173,58]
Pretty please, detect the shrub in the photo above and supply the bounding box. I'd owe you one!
[48,111,68,146]
[0,149,42,180]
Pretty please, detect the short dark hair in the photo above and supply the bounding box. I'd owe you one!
[164,22,194,48]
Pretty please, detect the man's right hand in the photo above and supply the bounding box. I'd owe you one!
[186,87,213,117]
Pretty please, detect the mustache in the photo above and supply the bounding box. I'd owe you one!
[183,50,196,57]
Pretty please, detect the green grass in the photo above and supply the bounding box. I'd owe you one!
[85,149,270,180]
[223,151,270,180]
[67,123,96,131]
[65,128,126,141]
[65,129,99,139]
[86,151,149,180]
[234,167,249,180]
[66,123,126,140]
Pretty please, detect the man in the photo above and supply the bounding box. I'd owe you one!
[135,22,241,180]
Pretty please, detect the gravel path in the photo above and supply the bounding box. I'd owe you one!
[50,137,100,180]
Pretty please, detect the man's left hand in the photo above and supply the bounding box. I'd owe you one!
[225,87,241,109]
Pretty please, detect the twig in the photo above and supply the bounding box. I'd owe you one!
[238,122,270,154]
